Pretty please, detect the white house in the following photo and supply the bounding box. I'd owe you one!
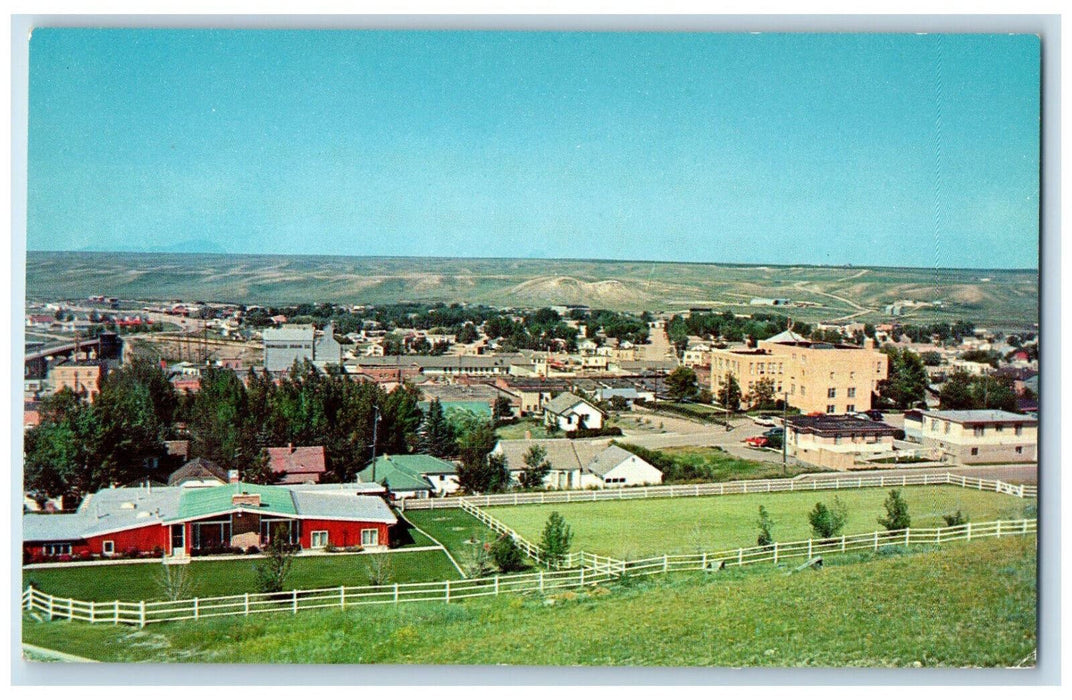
[578,445,663,488]
[543,392,604,432]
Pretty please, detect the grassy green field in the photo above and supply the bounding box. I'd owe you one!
[620,443,824,482]
[24,548,462,602]
[488,485,1034,559]
[494,419,555,440]
[25,251,1038,325]
[401,509,502,561]
[21,536,1036,666]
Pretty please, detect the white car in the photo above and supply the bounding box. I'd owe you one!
[752,416,777,427]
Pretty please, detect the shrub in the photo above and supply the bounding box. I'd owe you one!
[364,551,393,585]
[878,489,912,531]
[756,505,775,548]
[539,512,574,568]
[491,536,526,573]
[942,510,969,527]
[245,546,261,555]
[254,528,295,593]
[808,497,848,539]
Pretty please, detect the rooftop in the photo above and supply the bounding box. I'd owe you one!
[921,409,1037,425]
[787,414,899,436]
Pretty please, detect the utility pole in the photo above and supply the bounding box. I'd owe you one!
[369,406,381,483]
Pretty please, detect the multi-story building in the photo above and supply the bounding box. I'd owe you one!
[919,410,1038,464]
[709,329,888,414]
[262,323,341,373]
[47,361,104,402]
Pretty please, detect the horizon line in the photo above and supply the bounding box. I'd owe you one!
[25,249,1039,274]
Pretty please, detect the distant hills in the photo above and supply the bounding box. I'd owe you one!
[24,251,1039,327]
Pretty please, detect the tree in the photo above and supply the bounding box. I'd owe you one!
[491,536,526,573]
[920,351,942,367]
[878,347,929,409]
[877,489,911,531]
[939,371,976,410]
[364,552,393,585]
[456,322,479,344]
[419,399,456,458]
[808,497,848,539]
[518,445,552,489]
[493,396,514,421]
[459,537,493,578]
[254,525,296,593]
[609,395,629,411]
[717,374,742,412]
[539,512,574,568]
[939,371,1018,412]
[747,377,778,411]
[665,366,699,402]
[24,388,102,506]
[756,505,774,548]
[457,452,510,494]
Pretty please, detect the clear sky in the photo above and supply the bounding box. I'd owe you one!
[27,30,1040,268]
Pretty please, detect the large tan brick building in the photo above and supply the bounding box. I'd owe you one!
[46,362,104,403]
[709,329,888,414]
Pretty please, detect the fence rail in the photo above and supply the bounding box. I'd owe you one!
[403,471,1035,510]
[23,518,1035,628]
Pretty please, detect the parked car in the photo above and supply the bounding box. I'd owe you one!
[752,416,777,427]
[763,427,784,439]
[858,409,885,422]
[745,436,769,448]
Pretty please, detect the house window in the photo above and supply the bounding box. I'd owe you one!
[361,529,379,547]
[944,423,950,434]
[846,405,855,413]
[970,448,979,456]
[1015,446,1023,455]
[1015,425,1023,436]
[847,387,856,398]
[827,388,837,398]
[826,405,836,414]
[849,371,856,380]
[45,543,72,556]
[800,386,806,396]
[973,426,984,437]
[994,425,1004,433]
[102,540,115,556]
[311,531,329,549]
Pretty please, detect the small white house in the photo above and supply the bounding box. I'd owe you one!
[543,392,604,432]
[579,446,663,488]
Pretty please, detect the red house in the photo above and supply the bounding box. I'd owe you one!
[23,481,394,562]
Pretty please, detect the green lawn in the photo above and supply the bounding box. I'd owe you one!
[401,509,502,560]
[21,536,1036,667]
[24,549,462,602]
[494,419,555,440]
[625,443,824,482]
[487,485,1035,559]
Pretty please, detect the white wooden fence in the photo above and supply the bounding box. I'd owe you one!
[403,471,1036,510]
[22,518,1036,628]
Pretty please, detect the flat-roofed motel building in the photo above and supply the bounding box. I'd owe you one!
[709,330,889,414]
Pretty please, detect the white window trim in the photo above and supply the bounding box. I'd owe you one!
[361,528,379,547]
[311,530,329,549]
[102,540,115,555]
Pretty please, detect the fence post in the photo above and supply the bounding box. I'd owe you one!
[194,597,199,620]
[701,553,707,570]
[807,539,812,559]
[905,528,910,546]
[663,554,669,573]
[292,590,298,614]
[738,548,743,566]
[114,600,120,625]
[580,567,585,586]
[139,600,146,628]
[47,593,54,621]
[246,592,251,615]
[495,575,500,595]
[1023,519,1028,535]
[89,600,95,624]
[967,522,972,541]
[539,570,544,593]
[841,535,846,552]
[394,583,399,603]
[874,531,879,551]
[996,521,1002,538]
[338,586,344,611]
[936,527,942,544]
[773,542,779,565]
[445,580,451,603]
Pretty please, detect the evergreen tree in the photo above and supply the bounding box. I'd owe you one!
[665,366,699,401]
[756,505,774,548]
[878,489,911,531]
[419,398,456,458]
[808,497,848,539]
[878,347,929,409]
[717,374,742,412]
[539,511,574,568]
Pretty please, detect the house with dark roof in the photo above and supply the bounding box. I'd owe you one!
[265,445,327,484]
[357,454,460,498]
[167,457,229,488]
[23,481,397,562]
[786,414,900,470]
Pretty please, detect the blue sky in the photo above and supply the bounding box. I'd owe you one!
[28,30,1040,268]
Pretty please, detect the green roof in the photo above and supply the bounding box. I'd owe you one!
[428,401,493,417]
[357,454,457,492]
[175,482,298,520]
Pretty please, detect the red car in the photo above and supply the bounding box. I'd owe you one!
[745,436,769,448]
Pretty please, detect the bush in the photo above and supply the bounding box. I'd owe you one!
[808,497,848,539]
[878,489,912,531]
[566,427,623,439]
[539,512,574,568]
[756,505,774,548]
[245,546,261,555]
[491,536,526,573]
[942,510,969,526]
